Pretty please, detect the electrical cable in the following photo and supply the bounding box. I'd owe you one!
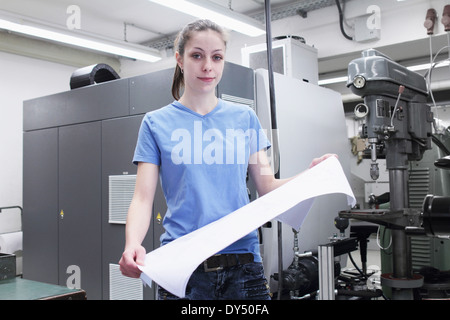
[335,0,353,40]
[426,36,437,112]
[264,0,283,300]
[264,0,278,141]
[425,38,450,125]
[376,226,392,251]
[432,134,450,156]
[348,252,367,279]
[448,32,450,72]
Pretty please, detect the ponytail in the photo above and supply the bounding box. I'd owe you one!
[171,65,184,100]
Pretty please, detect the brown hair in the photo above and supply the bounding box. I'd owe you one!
[171,19,228,100]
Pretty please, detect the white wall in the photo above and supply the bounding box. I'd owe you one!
[0,51,74,232]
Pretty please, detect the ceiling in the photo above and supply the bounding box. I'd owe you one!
[0,0,336,46]
[0,0,449,86]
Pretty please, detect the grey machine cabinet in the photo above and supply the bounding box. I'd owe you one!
[22,62,255,299]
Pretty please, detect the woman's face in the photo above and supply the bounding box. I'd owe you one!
[176,29,226,97]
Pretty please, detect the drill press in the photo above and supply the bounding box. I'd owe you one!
[342,49,434,299]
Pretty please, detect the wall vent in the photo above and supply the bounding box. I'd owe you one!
[109,175,136,224]
[109,263,143,300]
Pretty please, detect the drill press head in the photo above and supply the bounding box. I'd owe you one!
[347,49,433,179]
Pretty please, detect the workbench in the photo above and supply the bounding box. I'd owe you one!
[0,277,86,300]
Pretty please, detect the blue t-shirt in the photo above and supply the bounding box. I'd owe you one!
[133,99,271,262]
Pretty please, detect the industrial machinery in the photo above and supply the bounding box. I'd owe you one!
[341,48,450,299]
[255,69,353,299]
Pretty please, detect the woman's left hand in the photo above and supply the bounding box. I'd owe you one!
[308,153,338,169]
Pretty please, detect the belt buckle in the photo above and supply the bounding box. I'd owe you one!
[203,255,223,272]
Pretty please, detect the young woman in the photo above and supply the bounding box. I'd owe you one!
[119,19,333,300]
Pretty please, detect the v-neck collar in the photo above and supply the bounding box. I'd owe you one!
[172,99,222,119]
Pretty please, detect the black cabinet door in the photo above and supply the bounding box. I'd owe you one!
[58,122,102,299]
[23,128,59,284]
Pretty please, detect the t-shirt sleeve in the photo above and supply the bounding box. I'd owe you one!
[248,108,271,155]
[133,114,161,165]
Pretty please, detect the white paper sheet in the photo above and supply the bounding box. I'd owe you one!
[138,156,356,298]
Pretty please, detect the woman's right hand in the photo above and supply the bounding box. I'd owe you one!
[119,245,146,278]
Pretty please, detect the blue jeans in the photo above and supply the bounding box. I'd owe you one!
[158,262,271,300]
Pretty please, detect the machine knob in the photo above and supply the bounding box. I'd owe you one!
[442,5,450,31]
[424,8,437,35]
[353,75,366,89]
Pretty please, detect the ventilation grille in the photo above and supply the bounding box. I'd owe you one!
[109,175,136,224]
[411,237,432,270]
[408,168,430,208]
[221,94,255,111]
[408,167,432,270]
[109,263,143,300]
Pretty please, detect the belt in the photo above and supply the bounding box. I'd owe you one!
[202,253,254,272]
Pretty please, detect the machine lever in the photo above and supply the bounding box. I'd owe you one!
[390,85,405,128]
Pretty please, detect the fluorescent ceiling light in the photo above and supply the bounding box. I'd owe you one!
[407,61,450,71]
[148,0,265,37]
[407,63,431,71]
[0,13,161,62]
[318,76,348,86]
